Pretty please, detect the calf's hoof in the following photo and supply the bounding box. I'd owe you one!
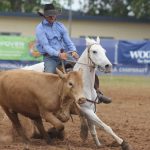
[47,127,65,140]
[57,129,65,140]
[121,140,133,150]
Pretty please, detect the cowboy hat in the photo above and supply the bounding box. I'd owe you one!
[38,4,61,17]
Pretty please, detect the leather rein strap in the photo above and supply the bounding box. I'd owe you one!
[86,96,99,113]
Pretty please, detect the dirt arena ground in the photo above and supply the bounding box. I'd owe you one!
[0,76,150,150]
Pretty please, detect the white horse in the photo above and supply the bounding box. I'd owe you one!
[22,37,131,150]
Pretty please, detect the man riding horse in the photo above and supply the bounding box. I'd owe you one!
[35,3,111,104]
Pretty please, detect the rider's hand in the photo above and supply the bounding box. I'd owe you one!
[59,52,67,60]
[71,51,79,60]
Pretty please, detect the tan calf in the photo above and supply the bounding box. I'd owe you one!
[0,69,84,145]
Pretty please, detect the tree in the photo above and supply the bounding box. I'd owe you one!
[81,0,150,19]
[0,0,41,12]
[0,0,149,19]
[0,0,61,13]
[128,0,150,19]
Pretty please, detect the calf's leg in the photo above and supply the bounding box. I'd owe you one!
[2,107,29,149]
[33,117,51,144]
[41,110,65,139]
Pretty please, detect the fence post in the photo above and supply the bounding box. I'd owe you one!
[114,40,119,65]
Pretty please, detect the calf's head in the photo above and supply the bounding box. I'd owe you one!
[56,68,85,105]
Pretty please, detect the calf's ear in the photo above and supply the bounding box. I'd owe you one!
[56,68,66,79]
[78,68,83,75]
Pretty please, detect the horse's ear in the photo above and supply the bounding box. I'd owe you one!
[96,36,100,43]
[56,68,66,79]
[85,37,92,46]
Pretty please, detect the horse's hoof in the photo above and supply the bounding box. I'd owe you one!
[96,144,105,148]
[121,140,133,150]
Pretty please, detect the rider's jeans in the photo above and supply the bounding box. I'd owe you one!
[43,54,75,73]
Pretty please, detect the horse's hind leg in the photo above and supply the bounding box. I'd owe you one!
[87,120,101,147]
[80,116,89,141]
[2,107,29,148]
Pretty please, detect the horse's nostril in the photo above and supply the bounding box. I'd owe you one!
[105,64,110,68]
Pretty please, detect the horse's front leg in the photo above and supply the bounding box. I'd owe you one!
[87,120,101,147]
[82,108,132,150]
[84,108,123,144]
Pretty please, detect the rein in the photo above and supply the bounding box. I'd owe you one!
[65,60,94,68]
[86,96,98,104]
[86,96,99,113]
[64,43,101,70]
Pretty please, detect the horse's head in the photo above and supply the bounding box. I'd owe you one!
[86,37,112,73]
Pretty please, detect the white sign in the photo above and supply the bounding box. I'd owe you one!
[41,0,53,4]
[130,50,150,63]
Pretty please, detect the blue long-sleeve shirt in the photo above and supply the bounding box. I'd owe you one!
[35,19,76,57]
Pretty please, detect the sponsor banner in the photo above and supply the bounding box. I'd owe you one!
[0,36,86,62]
[0,36,42,61]
[0,36,149,75]
[112,64,150,75]
[97,64,150,76]
[0,36,115,62]
[118,40,150,65]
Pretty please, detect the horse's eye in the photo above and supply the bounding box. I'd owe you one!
[93,51,97,54]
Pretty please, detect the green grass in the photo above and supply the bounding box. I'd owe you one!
[99,75,150,88]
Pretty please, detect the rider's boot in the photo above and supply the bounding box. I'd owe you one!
[96,89,112,104]
[94,74,112,104]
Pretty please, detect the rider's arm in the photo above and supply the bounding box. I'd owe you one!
[60,23,77,52]
[35,24,59,57]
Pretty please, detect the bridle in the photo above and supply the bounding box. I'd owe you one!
[65,43,104,71]
[87,43,97,69]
